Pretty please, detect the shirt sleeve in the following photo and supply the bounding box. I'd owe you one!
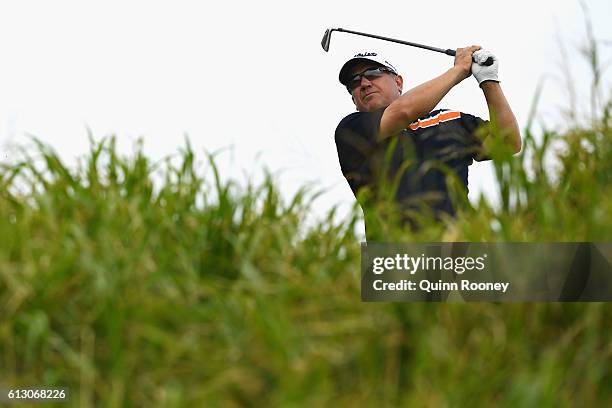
[334,109,385,195]
[460,112,491,162]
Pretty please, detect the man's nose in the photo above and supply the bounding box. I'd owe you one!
[359,75,372,88]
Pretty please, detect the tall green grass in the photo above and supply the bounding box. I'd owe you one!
[1,20,612,408]
[1,109,611,406]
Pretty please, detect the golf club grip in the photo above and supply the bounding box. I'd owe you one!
[446,49,494,66]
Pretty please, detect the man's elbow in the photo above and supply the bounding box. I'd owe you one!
[510,131,522,154]
[500,120,521,154]
[510,122,522,154]
[378,104,419,141]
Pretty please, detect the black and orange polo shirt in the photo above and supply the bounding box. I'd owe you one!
[335,108,489,223]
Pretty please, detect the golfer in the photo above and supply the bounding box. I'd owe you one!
[334,46,521,235]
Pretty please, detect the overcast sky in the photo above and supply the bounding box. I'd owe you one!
[1,0,611,234]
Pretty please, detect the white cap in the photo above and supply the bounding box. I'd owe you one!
[338,51,398,86]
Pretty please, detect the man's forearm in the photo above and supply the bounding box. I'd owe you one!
[399,67,464,120]
[378,67,465,139]
[480,81,521,153]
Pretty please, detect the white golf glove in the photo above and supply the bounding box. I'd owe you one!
[471,49,499,85]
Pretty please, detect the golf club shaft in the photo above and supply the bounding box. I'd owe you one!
[335,28,454,57]
[328,28,493,65]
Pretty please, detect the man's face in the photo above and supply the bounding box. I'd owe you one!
[349,62,403,112]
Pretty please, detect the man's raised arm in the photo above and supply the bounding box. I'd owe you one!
[472,50,521,153]
[379,46,482,141]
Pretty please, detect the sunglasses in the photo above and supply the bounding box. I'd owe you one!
[346,66,396,93]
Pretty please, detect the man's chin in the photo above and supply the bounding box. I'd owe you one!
[360,100,386,112]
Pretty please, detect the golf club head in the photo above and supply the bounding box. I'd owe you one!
[321,28,334,52]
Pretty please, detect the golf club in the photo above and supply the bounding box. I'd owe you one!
[321,27,493,66]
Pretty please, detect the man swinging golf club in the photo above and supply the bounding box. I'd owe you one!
[334,46,521,236]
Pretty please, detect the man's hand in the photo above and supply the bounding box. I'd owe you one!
[472,49,499,85]
[453,45,481,83]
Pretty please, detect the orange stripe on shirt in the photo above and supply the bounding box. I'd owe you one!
[408,111,461,131]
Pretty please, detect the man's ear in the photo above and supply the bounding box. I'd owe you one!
[396,75,404,94]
